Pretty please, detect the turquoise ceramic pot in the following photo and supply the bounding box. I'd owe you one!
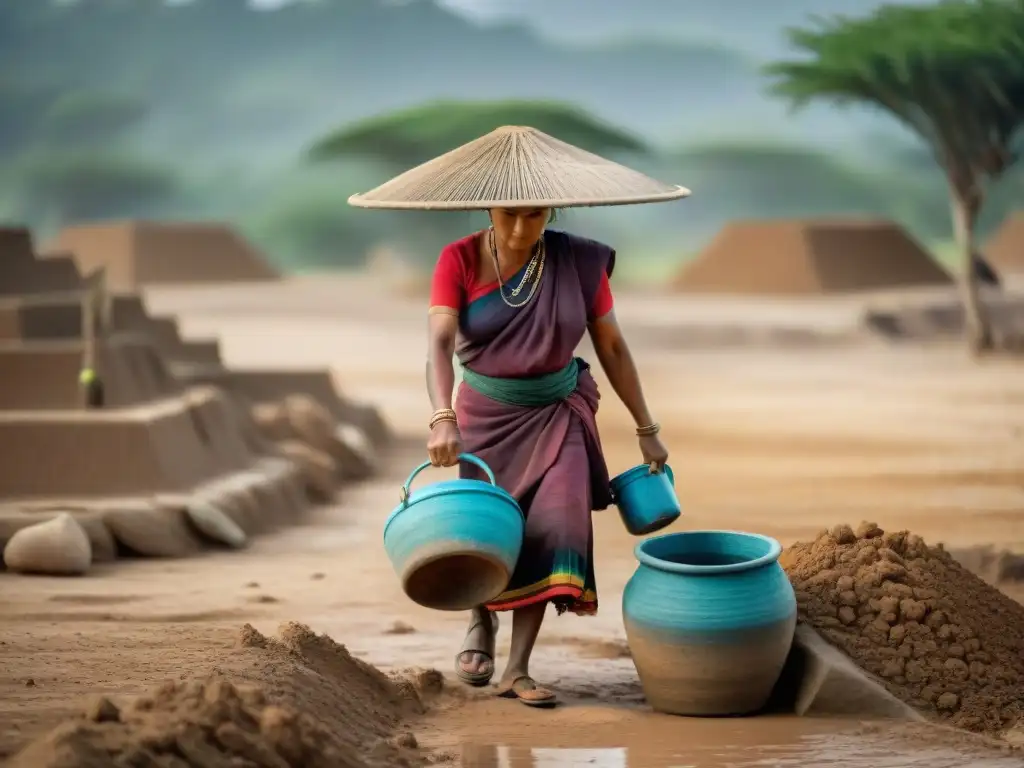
[622,530,797,716]
[383,454,524,611]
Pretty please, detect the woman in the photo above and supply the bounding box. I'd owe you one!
[348,125,690,708]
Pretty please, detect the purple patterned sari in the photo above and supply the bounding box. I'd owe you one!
[454,229,614,615]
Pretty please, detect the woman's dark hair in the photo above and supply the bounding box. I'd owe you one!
[482,206,609,271]
[486,207,562,225]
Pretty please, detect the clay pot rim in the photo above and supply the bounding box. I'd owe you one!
[634,530,782,576]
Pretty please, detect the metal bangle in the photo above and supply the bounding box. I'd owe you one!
[429,413,458,430]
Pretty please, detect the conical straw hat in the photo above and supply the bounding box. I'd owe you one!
[347,125,691,210]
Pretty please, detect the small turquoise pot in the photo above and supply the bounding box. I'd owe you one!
[383,454,524,611]
[622,530,797,716]
[611,463,681,536]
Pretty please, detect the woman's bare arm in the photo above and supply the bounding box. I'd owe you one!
[426,313,459,410]
[587,311,654,427]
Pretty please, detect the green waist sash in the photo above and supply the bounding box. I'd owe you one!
[461,357,580,407]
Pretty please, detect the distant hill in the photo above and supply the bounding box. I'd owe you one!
[0,1,746,151]
[0,0,894,163]
[438,0,939,54]
[3,0,1018,275]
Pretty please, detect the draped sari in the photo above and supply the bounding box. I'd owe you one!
[430,229,614,615]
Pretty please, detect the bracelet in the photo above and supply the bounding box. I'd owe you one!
[429,408,457,430]
[429,415,457,430]
[635,422,660,437]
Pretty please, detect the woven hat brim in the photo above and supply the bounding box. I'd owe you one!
[345,124,693,211]
[348,185,691,211]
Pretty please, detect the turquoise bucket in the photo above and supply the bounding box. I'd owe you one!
[622,530,797,716]
[383,453,524,611]
[610,463,681,536]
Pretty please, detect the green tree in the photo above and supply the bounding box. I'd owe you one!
[307,99,648,166]
[12,151,180,229]
[39,91,149,147]
[765,0,1024,352]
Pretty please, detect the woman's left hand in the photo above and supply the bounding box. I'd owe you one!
[639,433,669,473]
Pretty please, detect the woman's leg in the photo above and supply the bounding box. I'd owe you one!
[498,601,547,685]
[493,418,595,705]
[456,605,498,684]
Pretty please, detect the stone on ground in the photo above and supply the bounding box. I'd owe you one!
[3,513,92,576]
[331,423,376,480]
[279,440,337,502]
[284,394,336,454]
[250,401,293,442]
[103,502,204,558]
[184,497,248,549]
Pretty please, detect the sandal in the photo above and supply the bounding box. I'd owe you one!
[496,676,558,708]
[454,612,498,687]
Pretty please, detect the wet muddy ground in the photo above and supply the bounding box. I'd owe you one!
[2,277,1023,765]
[438,712,1024,766]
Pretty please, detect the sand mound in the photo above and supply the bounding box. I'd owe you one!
[782,522,1024,733]
[8,622,441,768]
[42,220,279,290]
[985,211,1024,274]
[674,218,953,296]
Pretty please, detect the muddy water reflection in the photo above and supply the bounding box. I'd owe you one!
[460,735,1024,767]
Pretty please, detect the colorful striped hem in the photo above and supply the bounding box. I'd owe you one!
[486,583,598,615]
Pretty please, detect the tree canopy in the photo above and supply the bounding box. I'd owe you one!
[763,0,1024,350]
[39,91,149,147]
[11,151,180,229]
[306,100,648,167]
[764,0,1024,192]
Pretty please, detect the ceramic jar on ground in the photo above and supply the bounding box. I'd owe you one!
[622,530,797,716]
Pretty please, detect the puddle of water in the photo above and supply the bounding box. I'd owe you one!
[459,735,1024,768]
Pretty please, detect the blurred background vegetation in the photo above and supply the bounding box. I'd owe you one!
[1,0,1021,280]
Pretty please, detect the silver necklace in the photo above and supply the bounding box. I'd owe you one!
[489,228,545,309]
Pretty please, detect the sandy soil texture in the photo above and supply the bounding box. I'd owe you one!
[2,275,1023,766]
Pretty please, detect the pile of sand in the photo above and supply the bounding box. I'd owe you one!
[673,218,953,296]
[7,622,442,768]
[42,220,279,290]
[782,523,1024,734]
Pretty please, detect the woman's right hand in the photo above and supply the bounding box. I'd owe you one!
[427,420,462,467]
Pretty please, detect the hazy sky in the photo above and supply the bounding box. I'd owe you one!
[247,0,938,55]
[434,0,499,17]
[430,0,939,49]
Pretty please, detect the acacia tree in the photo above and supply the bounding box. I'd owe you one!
[765,0,1024,352]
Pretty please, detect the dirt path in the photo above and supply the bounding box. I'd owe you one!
[2,278,1023,764]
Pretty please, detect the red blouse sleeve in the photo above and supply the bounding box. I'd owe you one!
[591,271,615,320]
[429,243,468,314]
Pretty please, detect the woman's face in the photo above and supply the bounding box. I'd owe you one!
[489,207,550,252]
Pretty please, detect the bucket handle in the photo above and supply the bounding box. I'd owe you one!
[398,453,497,505]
